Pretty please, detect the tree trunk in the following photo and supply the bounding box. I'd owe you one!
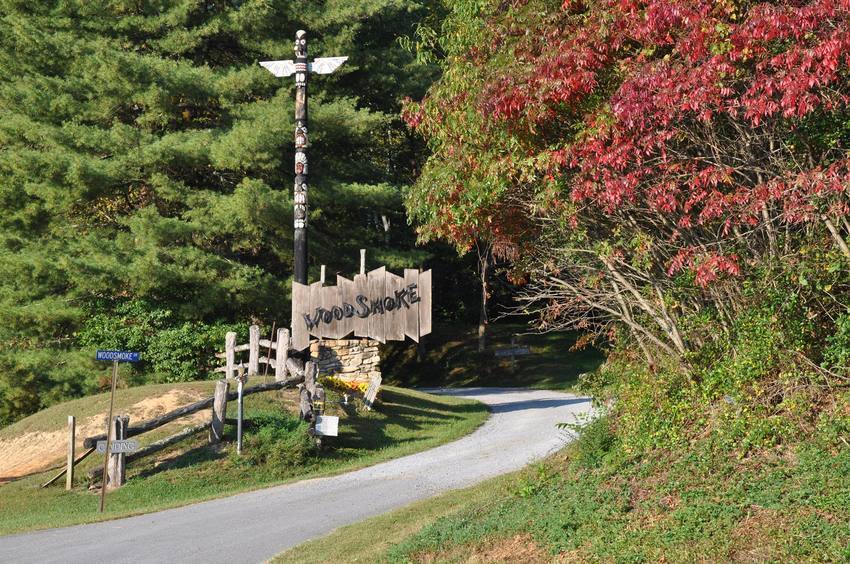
[477,240,491,353]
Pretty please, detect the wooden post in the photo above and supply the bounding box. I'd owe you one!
[248,325,260,376]
[263,322,276,377]
[275,328,290,382]
[107,416,128,489]
[320,264,326,285]
[65,415,75,490]
[225,331,236,379]
[360,249,366,275]
[304,361,317,396]
[209,380,229,444]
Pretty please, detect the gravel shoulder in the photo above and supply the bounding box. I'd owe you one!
[0,388,592,564]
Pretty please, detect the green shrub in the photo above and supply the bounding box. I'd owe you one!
[233,412,316,472]
[76,299,241,382]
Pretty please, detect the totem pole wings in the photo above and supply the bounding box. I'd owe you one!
[259,57,349,77]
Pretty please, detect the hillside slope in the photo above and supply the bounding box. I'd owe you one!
[0,383,487,535]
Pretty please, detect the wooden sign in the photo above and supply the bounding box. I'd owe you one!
[291,268,432,351]
[96,439,139,454]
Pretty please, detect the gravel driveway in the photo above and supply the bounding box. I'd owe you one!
[0,388,592,564]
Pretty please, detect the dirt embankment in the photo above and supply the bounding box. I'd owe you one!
[0,389,209,482]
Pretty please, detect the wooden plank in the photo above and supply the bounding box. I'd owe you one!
[41,446,95,488]
[309,281,323,338]
[209,380,229,444]
[403,269,420,342]
[83,375,304,448]
[89,424,207,482]
[368,267,386,343]
[275,328,290,381]
[258,339,277,349]
[332,283,344,339]
[353,273,368,337]
[338,275,354,339]
[385,272,405,341]
[363,375,382,410]
[321,284,339,339]
[66,416,75,490]
[419,269,432,337]
[225,332,236,379]
[248,325,260,376]
[216,343,249,358]
[291,281,310,352]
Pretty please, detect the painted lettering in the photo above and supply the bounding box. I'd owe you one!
[408,283,421,304]
[355,295,370,318]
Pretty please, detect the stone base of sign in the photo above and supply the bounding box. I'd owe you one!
[310,339,381,385]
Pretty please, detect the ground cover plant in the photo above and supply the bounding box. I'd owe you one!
[0,383,487,535]
[277,412,850,562]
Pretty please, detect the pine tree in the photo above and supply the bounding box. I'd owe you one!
[0,0,440,424]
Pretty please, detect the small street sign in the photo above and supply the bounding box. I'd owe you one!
[96,350,141,362]
[96,439,139,454]
[314,416,339,437]
[494,346,531,358]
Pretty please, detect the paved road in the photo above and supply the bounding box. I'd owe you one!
[0,388,592,564]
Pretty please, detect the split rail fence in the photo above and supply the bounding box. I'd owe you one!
[45,327,310,491]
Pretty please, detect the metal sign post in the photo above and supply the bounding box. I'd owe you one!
[95,350,140,512]
[236,366,246,455]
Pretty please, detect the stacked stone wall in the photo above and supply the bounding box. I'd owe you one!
[310,339,380,384]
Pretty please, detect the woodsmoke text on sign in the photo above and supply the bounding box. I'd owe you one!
[290,267,432,351]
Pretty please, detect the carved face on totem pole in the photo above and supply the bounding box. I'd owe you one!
[295,126,307,148]
[295,151,307,175]
[295,30,307,57]
[294,184,307,204]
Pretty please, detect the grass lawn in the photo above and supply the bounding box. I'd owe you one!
[0,383,487,536]
[382,322,604,391]
[276,417,850,563]
[273,470,520,564]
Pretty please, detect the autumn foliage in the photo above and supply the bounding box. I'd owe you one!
[406,0,850,370]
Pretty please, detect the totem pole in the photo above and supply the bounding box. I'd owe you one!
[260,31,347,285]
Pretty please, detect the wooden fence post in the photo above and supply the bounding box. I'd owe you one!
[225,331,236,379]
[275,328,290,382]
[248,325,260,376]
[360,249,366,275]
[66,415,75,490]
[210,380,229,444]
[107,416,128,489]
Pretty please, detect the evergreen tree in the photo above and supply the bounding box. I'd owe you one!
[0,0,440,424]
